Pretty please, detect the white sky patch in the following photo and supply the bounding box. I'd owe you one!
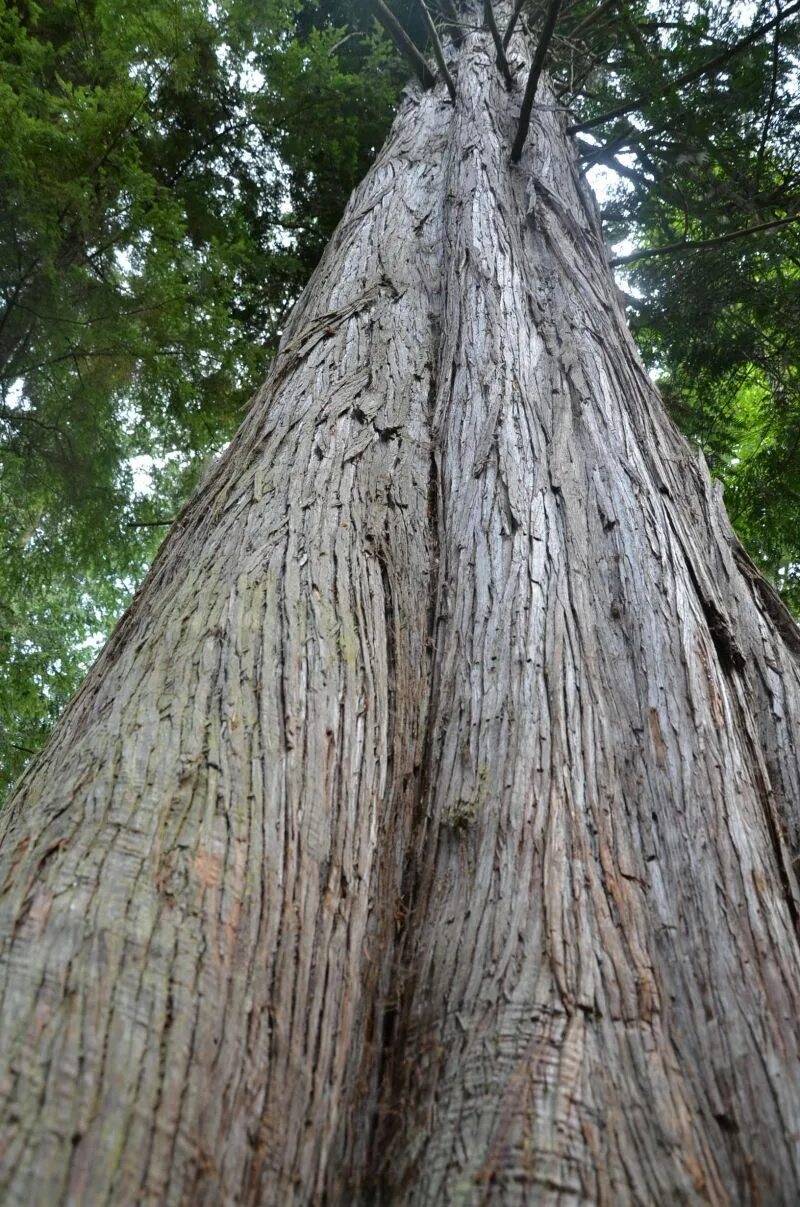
[128,450,186,496]
[1,378,27,411]
[585,162,638,261]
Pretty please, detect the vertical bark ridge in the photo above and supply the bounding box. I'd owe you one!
[0,84,451,1204]
[373,28,800,1206]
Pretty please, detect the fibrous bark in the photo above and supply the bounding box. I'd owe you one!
[2,12,800,1206]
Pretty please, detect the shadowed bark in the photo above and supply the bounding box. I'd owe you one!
[1,9,800,1206]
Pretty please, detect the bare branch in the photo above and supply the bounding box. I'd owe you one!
[420,0,457,100]
[372,0,437,90]
[502,0,527,48]
[511,0,563,164]
[577,137,647,185]
[569,0,800,134]
[577,122,638,167]
[619,0,656,63]
[611,210,800,266]
[485,0,513,87]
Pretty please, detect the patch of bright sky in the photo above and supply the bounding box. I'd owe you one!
[128,450,185,496]
[2,378,27,411]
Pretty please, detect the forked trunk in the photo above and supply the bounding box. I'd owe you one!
[1,16,800,1206]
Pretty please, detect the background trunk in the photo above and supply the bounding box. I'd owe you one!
[2,19,800,1207]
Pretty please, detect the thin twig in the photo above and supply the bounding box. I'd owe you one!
[485,0,513,86]
[569,0,800,134]
[553,39,614,102]
[372,0,436,90]
[611,211,800,266]
[511,0,563,163]
[420,0,457,100]
[328,31,364,56]
[128,518,175,528]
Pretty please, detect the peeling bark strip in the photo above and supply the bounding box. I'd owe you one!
[2,11,800,1207]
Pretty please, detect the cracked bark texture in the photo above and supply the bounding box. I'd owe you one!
[2,13,800,1207]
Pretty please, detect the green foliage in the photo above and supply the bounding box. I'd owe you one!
[0,0,402,794]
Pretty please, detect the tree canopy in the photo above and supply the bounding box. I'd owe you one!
[1,0,799,795]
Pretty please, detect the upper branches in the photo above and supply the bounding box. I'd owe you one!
[568,0,800,134]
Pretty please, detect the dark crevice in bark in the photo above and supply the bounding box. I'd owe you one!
[377,536,397,833]
[699,595,746,676]
[733,539,800,661]
[366,364,445,1203]
[732,686,800,943]
[666,505,747,675]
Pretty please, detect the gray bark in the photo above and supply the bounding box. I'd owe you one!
[2,16,800,1207]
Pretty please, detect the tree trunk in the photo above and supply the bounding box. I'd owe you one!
[2,16,800,1207]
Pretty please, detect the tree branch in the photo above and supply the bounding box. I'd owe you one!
[439,0,467,45]
[611,211,800,266]
[577,121,638,165]
[420,0,457,100]
[502,0,526,49]
[511,0,563,163]
[485,0,513,87]
[372,0,436,90]
[577,137,647,185]
[619,0,655,63]
[568,0,800,134]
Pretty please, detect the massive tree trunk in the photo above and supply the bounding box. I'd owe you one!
[2,13,800,1206]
